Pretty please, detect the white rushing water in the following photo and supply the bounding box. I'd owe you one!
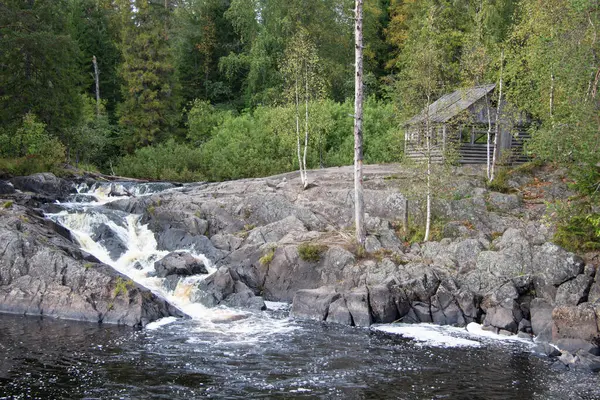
[49,182,537,349]
[48,183,297,340]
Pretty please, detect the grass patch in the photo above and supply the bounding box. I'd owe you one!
[112,277,134,298]
[486,167,511,193]
[397,218,446,244]
[298,242,326,262]
[259,247,276,266]
[2,201,13,209]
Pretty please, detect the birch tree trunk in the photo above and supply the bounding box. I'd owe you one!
[295,78,305,187]
[354,0,366,245]
[485,92,492,181]
[424,96,432,242]
[92,55,100,117]
[303,62,309,189]
[491,50,504,182]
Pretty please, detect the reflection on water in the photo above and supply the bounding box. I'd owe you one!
[1,314,600,399]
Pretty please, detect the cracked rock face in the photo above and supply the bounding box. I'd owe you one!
[0,204,184,327]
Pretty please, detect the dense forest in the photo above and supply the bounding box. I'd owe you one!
[0,0,598,192]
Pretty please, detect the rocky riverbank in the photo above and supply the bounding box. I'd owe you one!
[0,173,184,327]
[1,165,599,370]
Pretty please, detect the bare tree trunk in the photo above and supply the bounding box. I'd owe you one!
[402,198,409,237]
[295,79,305,187]
[485,92,492,181]
[92,55,101,117]
[354,0,366,245]
[550,71,555,120]
[303,62,309,189]
[491,50,504,182]
[424,94,432,242]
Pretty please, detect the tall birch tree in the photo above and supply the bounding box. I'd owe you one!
[354,0,366,245]
[281,29,325,189]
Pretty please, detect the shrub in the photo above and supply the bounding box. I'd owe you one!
[0,113,66,175]
[186,99,231,146]
[115,139,204,182]
[298,242,326,262]
[554,213,600,252]
[487,167,511,193]
[547,200,600,252]
[259,248,276,266]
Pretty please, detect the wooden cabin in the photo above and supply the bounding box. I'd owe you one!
[404,84,529,164]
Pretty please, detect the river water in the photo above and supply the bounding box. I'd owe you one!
[1,182,599,399]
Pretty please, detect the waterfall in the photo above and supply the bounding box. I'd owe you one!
[47,182,295,336]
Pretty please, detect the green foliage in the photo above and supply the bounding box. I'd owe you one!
[297,242,326,263]
[486,167,511,193]
[0,0,83,135]
[114,139,204,182]
[173,0,240,105]
[554,215,600,252]
[112,276,134,298]
[259,248,276,266]
[199,109,294,181]
[547,200,600,252]
[68,0,122,118]
[0,113,66,175]
[2,201,13,209]
[65,95,119,170]
[400,218,446,244]
[117,0,180,147]
[505,0,600,192]
[186,100,231,146]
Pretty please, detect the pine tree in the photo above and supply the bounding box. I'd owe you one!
[117,0,180,148]
[0,0,83,137]
[67,0,122,119]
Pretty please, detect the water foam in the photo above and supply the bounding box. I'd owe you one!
[48,185,298,338]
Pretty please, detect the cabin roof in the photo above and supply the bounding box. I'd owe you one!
[405,84,496,125]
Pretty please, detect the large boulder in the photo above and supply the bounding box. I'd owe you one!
[0,205,184,327]
[90,223,128,261]
[10,173,74,200]
[532,243,585,286]
[222,281,266,311]
[291,287,340,321]
[346,286,372,327]
[154,252,208,278]
[530,298,554,342]
[192,266,265,310]
[326,297,352,325]
[156,228,225,263]
[0,181,15,195]
[476,229,533,279]
[554,274,593,306]
[552,303,600,353]
[369,285,398,323]
[244,216,307,246]
[192,266,236,307]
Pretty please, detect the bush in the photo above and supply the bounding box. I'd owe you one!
[547,200,600,252]
[186,99,232,146]
[297,242,326,262]
[199,109,294,181]
[115,139,204,182]
[259,248,276,266]
[0,113,66,175]
[487,167,511,193]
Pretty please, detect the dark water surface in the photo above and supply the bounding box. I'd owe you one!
[1,314,600,399]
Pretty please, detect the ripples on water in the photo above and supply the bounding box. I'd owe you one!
[1,314,600,399]
[4,182,600,399]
